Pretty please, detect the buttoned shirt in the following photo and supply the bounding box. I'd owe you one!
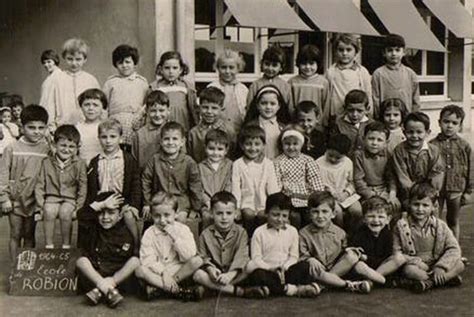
[140,222,197,274]
[103,73,149,116]
[98,150,124,194]
[331,115,372,155]
[391,141,445,199]
[232,156,280,211]
[274,153,324,207]
[199,158,233,209]
[430,133,472,193]
[142,150,203,212]
[187,119,236,163]
[131,124,162,170]
[86,220,136,274]
[324,62,372,126]
[35,154,87,210]
[199,224,249,272]
[299,223,347,268]
[251,223,299,268]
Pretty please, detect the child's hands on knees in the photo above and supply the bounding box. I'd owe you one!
[216,271,237,285]
[432,267,447,286]
[1,199,12,214]
[207,266,222,282]
[162,272,179,294]
[307,258,325,277]
[97,277,116,293]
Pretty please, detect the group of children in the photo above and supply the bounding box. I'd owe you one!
[0,32,469,308]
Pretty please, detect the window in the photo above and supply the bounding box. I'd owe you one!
[194,0,300,93]
[406,16,448,100]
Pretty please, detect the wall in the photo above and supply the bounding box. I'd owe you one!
[0,0,156,104]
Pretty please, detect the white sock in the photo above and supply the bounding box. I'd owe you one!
[285,284,297,296]
[62,244,71,249]
[45,244,54,249]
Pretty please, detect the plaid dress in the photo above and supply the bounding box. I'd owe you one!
[274,153,324,207]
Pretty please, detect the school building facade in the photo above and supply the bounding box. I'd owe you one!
[1,0,473,133]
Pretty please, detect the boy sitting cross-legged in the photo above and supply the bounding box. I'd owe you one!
[135,192,204,301]
[76,191,140,308]
[299,191,378,293]
[394,183,464,293]
[350,196,407,286]
[194,191,264,298]
[245,192,322,298]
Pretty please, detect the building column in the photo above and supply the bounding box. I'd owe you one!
[155,0,195,84]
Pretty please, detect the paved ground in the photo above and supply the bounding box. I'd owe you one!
[1,133,474,316]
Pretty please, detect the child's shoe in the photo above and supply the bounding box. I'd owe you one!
[346,280,371,294]
[106,288,124,308]
[412,279,434,293]
[240,286,270,299]
[445,275,463,287]
[178,286,205,302]
[145,285,164,301]
[296,283,321,298]
[85,288,103,305]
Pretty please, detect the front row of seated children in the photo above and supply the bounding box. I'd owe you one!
[76,184,464,308]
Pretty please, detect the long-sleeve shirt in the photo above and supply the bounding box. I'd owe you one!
[324,62,372,126]
[140,222,197,275]
[199,158,233,210]
[142,150,203,212]
[103,73,148,116]
[35,155,87,211]
[246,77,293,115]
[251,223,299,269]
[330,115,372,156]
[274,153,324,208]
[187,119,236,163]
[430,133,472,194]
[131,124,162,170]
[299,223,347,268]
[393,216,461,271]
[208,80,248,133]
[39,70,100,127]
[231,156,280,211]
[199,224,249,273]
[372,64,420,118]
[390,141,445,200]
[353,149,395,200]
[0,137,50,215]
[288,74,329,114]
[149,78,198,132]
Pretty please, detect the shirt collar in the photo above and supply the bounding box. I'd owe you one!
[266,223,287,231]
[408,215,436,230]
[99,149,123,160]
[243,153,265,164]
[259,116,278,126]
[436,132,459,141]
[308,223,336,234]
[364,148,387,158]
[336,61,359,71]
[385,63,402,71]
[198,118,225,131]
[209,224,237,239]
[147,123,162,131]
[219,78,238,86]
[343,114,369,124]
